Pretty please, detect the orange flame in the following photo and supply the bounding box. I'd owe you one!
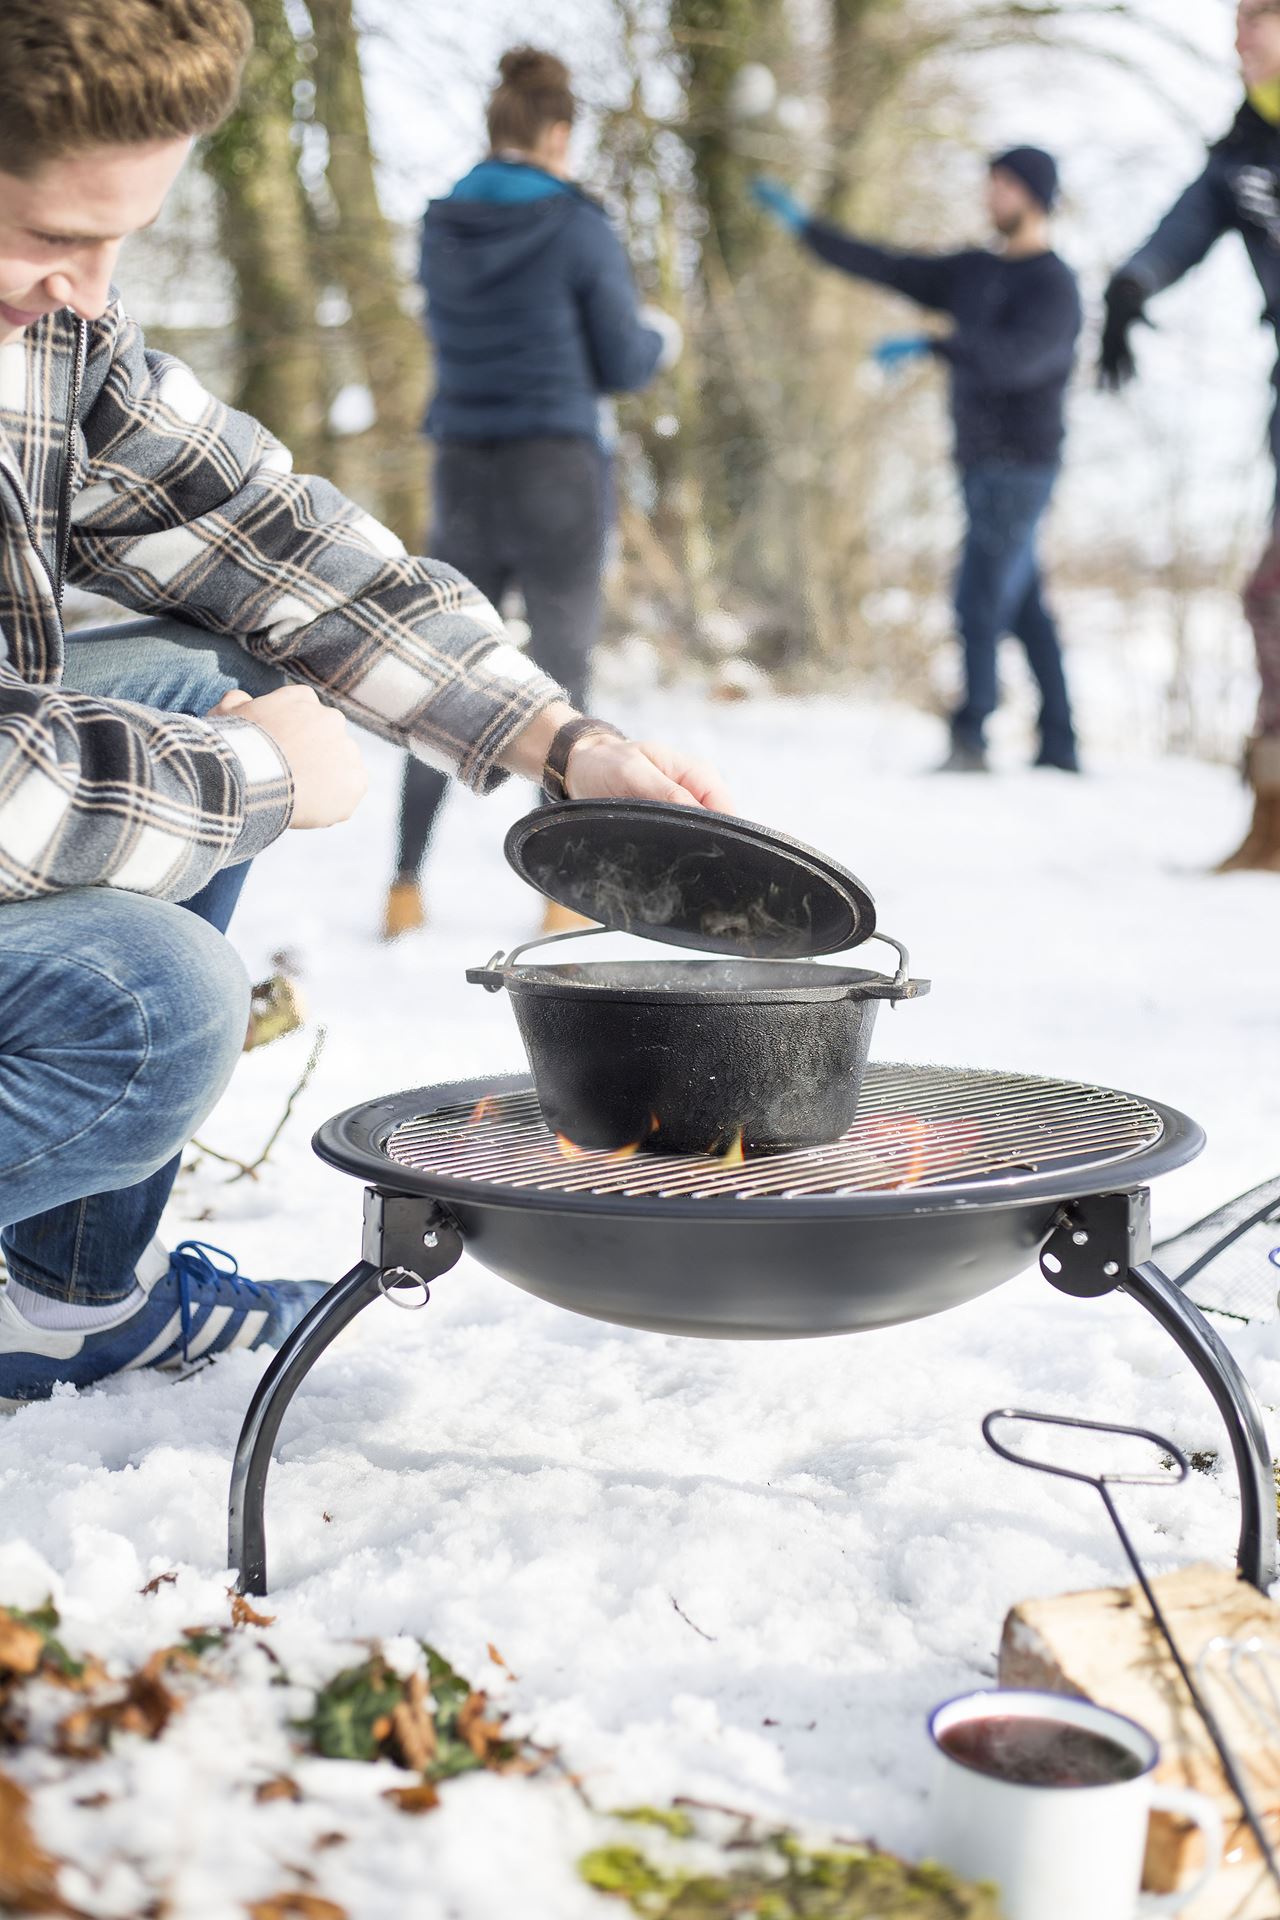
[709,1128,745,1166]
[470,1096,496,1125]
[554,1133,642,1163]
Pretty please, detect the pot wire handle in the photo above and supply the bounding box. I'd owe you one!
[496,922,609,972]
[865,930,910,989]
[983,1407,1280,1897]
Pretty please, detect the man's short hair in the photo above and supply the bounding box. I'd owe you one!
[0,0,252,178]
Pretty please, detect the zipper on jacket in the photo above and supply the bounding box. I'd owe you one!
[54,319,87,613]
[0,315,85,629]
[0,466,61,618]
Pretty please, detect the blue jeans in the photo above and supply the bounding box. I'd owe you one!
[952,463,1076,761]
[0,618,284,1305]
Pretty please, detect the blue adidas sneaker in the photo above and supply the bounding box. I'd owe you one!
[0,1242,328,1409]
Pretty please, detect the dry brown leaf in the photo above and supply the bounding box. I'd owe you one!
[387,1672,437,1772]
[457,1690,504,1760]
[486,1642,507,1670]
[382,1781,440,1815]
[230,1595,276,1631]
[44,1652,108,1696]
[0,1768,80,1915]
[139,1573,178,1597]
[0,1613,45,1678]
[55,1656,180,1758]
[246,1897,346,1920]
[253,1776,301,1805]
[312,1834,347,1852]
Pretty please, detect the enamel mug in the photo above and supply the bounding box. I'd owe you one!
[928,1688,1224,1920]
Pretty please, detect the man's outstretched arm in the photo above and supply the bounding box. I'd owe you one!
[752,177,958,311]
[1118,164,1235,298]
[1101,165,1233,388]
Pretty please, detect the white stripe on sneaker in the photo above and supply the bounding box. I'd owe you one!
[182,1305,233,1360]
[123,1311,183,1371]
[232,1309,269,1350]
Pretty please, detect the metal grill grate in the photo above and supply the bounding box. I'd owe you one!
[381,1065,1165,1202]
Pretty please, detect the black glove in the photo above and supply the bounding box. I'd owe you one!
[1098,274,1149,392]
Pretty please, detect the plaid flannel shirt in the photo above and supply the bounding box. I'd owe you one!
[0,298,561,905]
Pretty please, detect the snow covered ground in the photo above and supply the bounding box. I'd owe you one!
[3,665,1280,1917]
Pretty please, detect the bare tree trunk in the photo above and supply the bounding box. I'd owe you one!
[200,0,328,473]
[669,0,781,564]
[309,0,429,548]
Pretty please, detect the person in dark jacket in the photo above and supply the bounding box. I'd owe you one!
[1101,0,1280,872]
[383,47,679,937]
[754,150,1082,774]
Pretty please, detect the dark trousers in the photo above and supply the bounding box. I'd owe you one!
[951,461,1076,762]
[395,435,605,880]
[1243,518,1280,737]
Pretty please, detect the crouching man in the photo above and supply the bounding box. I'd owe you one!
[0,0,727,1405]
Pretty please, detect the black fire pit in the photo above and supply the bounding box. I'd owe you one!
[227,1065,1278,1598]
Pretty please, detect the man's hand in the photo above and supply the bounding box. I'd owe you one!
[500,700,732,813]
[208,686,367,829]
[1098,274,1149,392]
[566,733,732,811]
[871,334,933,373]
[750,176,807,234]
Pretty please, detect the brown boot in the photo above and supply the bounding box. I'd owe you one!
[1215,737,1280,873]
[382,878,425,940]
[243,971,307,1051]
[540,900,596,936]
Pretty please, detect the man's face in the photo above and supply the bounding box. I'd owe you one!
[0,138,190,346]
[1238,1,1280,89]
[986,167,1038,237]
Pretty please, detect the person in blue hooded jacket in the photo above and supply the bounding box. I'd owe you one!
[383,47,680,937]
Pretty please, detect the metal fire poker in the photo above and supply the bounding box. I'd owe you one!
[983,1407,1280,1896]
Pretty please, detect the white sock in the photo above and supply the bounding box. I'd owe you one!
[5,1239,166,1331]
[6,1279,146,1330]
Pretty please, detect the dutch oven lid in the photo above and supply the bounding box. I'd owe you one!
[504,801,878,959]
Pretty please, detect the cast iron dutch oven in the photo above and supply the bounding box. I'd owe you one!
[467,801,928,1154]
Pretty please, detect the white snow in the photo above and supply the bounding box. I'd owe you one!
[3,666,1280,1916]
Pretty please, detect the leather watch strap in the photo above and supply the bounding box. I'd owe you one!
[542,716,625,802]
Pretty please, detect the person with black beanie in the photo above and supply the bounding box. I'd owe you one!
[754,148,1082,774]
[1100,0,1280,872]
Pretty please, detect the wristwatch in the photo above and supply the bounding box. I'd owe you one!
[541,716,625,802]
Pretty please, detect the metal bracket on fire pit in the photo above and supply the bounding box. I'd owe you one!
[227,1189,463,1595]
[1041,1190,1277,1591]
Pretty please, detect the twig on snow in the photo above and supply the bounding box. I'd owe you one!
[670,1595,717,1642]
[190,1027,327,1183]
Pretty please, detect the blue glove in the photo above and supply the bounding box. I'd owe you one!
[751,176,807,233]
[871,335,933,372]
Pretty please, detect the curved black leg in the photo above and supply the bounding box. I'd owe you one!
[1123,1261,1277,1591]
[228,1261,385,1594]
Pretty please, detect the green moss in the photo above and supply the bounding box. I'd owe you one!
[581,1847,679,1899]
[617,1807,698,1839]
[579,1812,1002,1918]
